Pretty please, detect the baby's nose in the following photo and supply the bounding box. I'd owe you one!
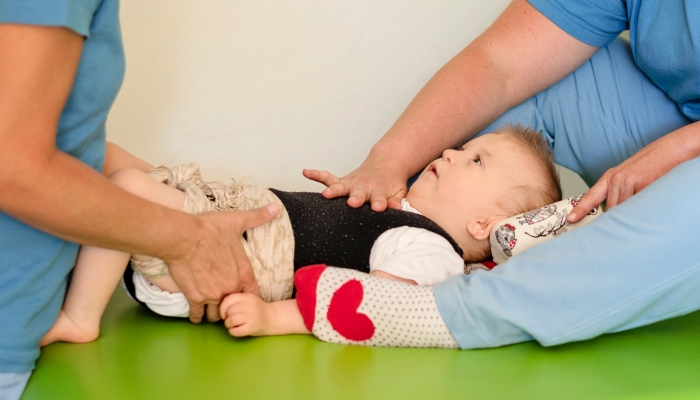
[442,149,456,163]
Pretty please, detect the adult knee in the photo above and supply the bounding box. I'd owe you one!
[108,168,152,197]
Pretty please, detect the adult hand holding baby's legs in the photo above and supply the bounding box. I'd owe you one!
[165,203,279,324]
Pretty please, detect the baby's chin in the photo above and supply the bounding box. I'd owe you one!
[404,191,420,208]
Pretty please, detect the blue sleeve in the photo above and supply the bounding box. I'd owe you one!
[0,0,103,37]
[527,0,628,47]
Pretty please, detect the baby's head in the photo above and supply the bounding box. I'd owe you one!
[406,125,562,262]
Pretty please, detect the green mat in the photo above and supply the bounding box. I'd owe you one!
[25,289,700,400]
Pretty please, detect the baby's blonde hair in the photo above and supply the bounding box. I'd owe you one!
[466,124,562,261]
[495,124,562,216]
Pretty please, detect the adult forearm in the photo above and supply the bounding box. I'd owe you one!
[672,121,700,161]
[0,146,196,260]
[366,46,508,178]
[366,0,597,178]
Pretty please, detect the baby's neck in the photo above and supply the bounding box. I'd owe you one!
[403,198,475,261]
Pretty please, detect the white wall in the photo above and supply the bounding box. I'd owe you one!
[107,0,587,196]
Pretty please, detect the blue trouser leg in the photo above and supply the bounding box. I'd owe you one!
[0,372,30,400]
[434,37,697,348]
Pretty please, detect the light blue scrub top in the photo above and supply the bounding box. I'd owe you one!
[528,0,700,122]
[0,0,124,372]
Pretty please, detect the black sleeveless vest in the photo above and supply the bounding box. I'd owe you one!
[123,190,463,307]
[270,190,463,273]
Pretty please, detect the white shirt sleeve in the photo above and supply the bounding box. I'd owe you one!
[369,226,465,286]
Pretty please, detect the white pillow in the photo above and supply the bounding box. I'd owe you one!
[489,194,602,264]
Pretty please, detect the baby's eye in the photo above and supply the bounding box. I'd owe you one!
[458,145,466,151]
[473,155,482,165]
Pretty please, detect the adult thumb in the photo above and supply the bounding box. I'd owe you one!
[241,202,279,230]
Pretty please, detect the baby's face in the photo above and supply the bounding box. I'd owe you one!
[406,133,537,234]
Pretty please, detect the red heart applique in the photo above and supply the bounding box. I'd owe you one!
[327,279,375,342]
[295,264,328,331]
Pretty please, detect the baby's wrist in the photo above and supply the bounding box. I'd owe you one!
[258,301,285,336]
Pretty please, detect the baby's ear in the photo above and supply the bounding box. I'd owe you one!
[467,215,507,241]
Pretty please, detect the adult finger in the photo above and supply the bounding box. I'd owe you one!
[240,202,280,231]
[205,303,221,322]
[368,187,389,212]
[386,187,408,210]
[346,183,370,208]
[387,195,404,210]
[189,301,205,324]
[320,181,351,199]
[302,169,341,187]
[303,169,351,200]
[568,179,608,223]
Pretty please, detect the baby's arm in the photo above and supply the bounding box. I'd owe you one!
[370,270,417,285]
[221,269,421,339]
[220,294,310,337]
[369,226,464,286]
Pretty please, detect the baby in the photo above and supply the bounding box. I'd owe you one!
[41,125,561,345]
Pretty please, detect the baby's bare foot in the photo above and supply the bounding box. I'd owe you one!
[40,310,99,347]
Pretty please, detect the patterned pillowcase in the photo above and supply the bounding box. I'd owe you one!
[489,194,603,265]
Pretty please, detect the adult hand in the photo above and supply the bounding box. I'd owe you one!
[303,158,409,212]
[165,203,279,323]
[569,122,700,223]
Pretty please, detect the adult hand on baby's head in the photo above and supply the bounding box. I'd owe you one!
[303,158,408,212]
[165,203,279,324]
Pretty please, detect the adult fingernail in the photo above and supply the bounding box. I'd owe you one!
[567,213,577,222]
[266,203,279,214]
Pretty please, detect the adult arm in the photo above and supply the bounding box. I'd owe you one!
[304,0,597,211]
[0,25,277,323]
[569,121,700,222]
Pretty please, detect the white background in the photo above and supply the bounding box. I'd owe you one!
[107,0,588,196]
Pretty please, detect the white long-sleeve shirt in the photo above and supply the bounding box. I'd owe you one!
[369,199,464,286]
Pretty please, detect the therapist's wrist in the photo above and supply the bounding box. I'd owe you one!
[146,209,203,265]
[673,121,700,162]
[365,142,414,181]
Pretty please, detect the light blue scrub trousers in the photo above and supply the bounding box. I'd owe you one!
[434,37,699,348]
[0,372,30,400]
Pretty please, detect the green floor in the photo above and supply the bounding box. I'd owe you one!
[25,289,700,400]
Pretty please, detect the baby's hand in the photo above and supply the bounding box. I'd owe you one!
[220,293,275,337]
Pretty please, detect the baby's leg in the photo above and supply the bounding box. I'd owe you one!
[41,168,186,346]
[40,246,131,346]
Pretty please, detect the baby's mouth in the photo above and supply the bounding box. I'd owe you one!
[428,162,438,178]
